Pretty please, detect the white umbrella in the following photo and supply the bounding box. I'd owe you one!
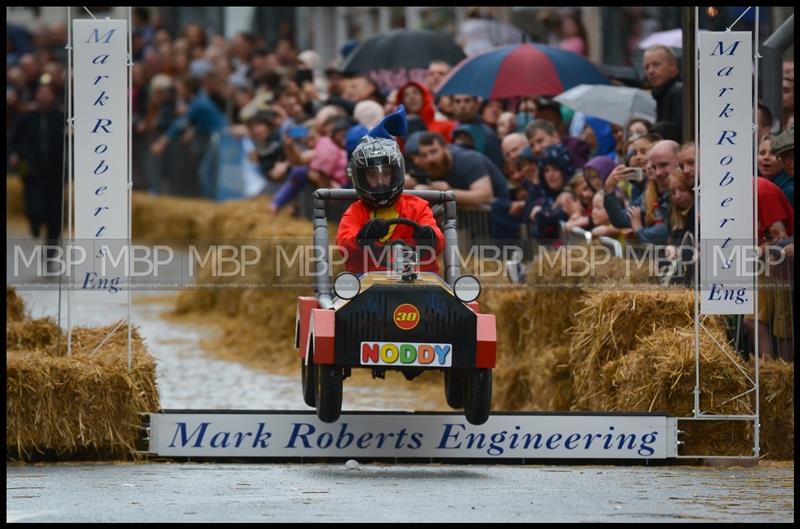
[457,19,528,57]
[554,84,657,127]
[638,28,682,50]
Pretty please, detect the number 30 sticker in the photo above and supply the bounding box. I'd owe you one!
[393,304,420,330]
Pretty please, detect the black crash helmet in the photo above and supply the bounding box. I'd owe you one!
[348,135,405,209]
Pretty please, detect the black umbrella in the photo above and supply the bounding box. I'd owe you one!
[340,29,466,75]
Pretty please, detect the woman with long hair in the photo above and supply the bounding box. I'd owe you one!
[665,168,694,246]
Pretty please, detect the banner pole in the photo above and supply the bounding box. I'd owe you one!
[753,5,760,460]
[128,5,133,370]
[693,5,700,418]
[67,6,74,358]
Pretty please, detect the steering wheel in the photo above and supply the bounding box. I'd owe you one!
[361,218,424,265]
[384,218,422,230]
[379,217,425,249]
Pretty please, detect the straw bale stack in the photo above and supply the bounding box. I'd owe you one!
[198,290,300,372]
[758,359,794,460]
[503,250,653,353]
[131,191,216,242]
[7,290,160,460]
[7,285,26,322]
[568,289,727,411]
[494,345,573,411]
[6,316,63,353]
[169,196,333,372]
[480,251,655,411]
[610,327,754,456]
[611,327,747,414]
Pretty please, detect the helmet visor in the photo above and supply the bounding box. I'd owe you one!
[353,163,404,194]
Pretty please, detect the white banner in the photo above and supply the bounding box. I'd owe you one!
[698,31,755,315]
[149,412,673,459]
[73,19,129,304]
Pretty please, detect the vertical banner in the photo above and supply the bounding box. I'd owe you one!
[698,31,754,315]
[73,20,129,304]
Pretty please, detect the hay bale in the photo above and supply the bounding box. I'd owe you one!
[200,290,300,372]
[613,328,751,415]
[167,196,329,373]
[483,254,656,412]
[6,317,64,353]
[569,289,727,411]
[6,323,160,460]
[494,365,536,411]
[131,192,216,242]
[493,345,573,412]
[611,327,754,456]
[174,289,216,314]
[7,285,26,322]
[197,196,312,244]
[486,252,654,357]
[759,358,794,460]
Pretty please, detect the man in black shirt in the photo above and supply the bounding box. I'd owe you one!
[644,45,682,131]
[412,132,508,207]
[450,94,504,171]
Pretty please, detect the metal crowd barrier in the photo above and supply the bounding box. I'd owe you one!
[456,205,493,249]
[557,221,622,258]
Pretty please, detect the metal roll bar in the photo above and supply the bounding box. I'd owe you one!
[311,189,461,306]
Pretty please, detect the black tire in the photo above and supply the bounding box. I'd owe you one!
[315,362,343,423]
[464,368,492,425]
[444,369,465,409]
[301,357,316,408]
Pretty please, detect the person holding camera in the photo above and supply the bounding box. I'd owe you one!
[268,116,351,214]
[602,139,678,245]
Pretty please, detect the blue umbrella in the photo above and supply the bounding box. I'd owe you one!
[437,43,609,99]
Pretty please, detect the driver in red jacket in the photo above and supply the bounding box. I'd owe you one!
[336,109,444,274]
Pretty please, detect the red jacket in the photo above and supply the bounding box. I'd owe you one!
[337,194,445,274]
[756,177,794,244]
[397,80,456,144]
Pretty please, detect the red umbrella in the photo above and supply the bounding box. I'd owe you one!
[437,43,609,100]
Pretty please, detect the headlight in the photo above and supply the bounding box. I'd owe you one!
[453,275,481,303]
[334,272,361,300]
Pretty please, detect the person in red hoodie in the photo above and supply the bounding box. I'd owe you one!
[396,80,455,143]
[337,105,445,275]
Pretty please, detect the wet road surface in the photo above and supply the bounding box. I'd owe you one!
[6,461,793,522]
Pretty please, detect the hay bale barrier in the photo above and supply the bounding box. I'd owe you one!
[613,328,754,456]
[567,289,725,411]
[758,359,794,460]
[169,196,317,374]
[7,285,26,322]
[131,191,216,242]
[6,289,160,461]
[485,276,792,460]
[494,345,573,412]
[485,252,654,412]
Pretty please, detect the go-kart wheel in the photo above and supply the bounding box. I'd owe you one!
[464,368,492,425]
[301,357,316,408]
[315,363,343,423]
[444,368,465,409]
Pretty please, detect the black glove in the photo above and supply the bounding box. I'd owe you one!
[413,225,436,249]
[356,218,389,246]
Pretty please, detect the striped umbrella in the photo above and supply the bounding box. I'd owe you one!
[436,43,610,100]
